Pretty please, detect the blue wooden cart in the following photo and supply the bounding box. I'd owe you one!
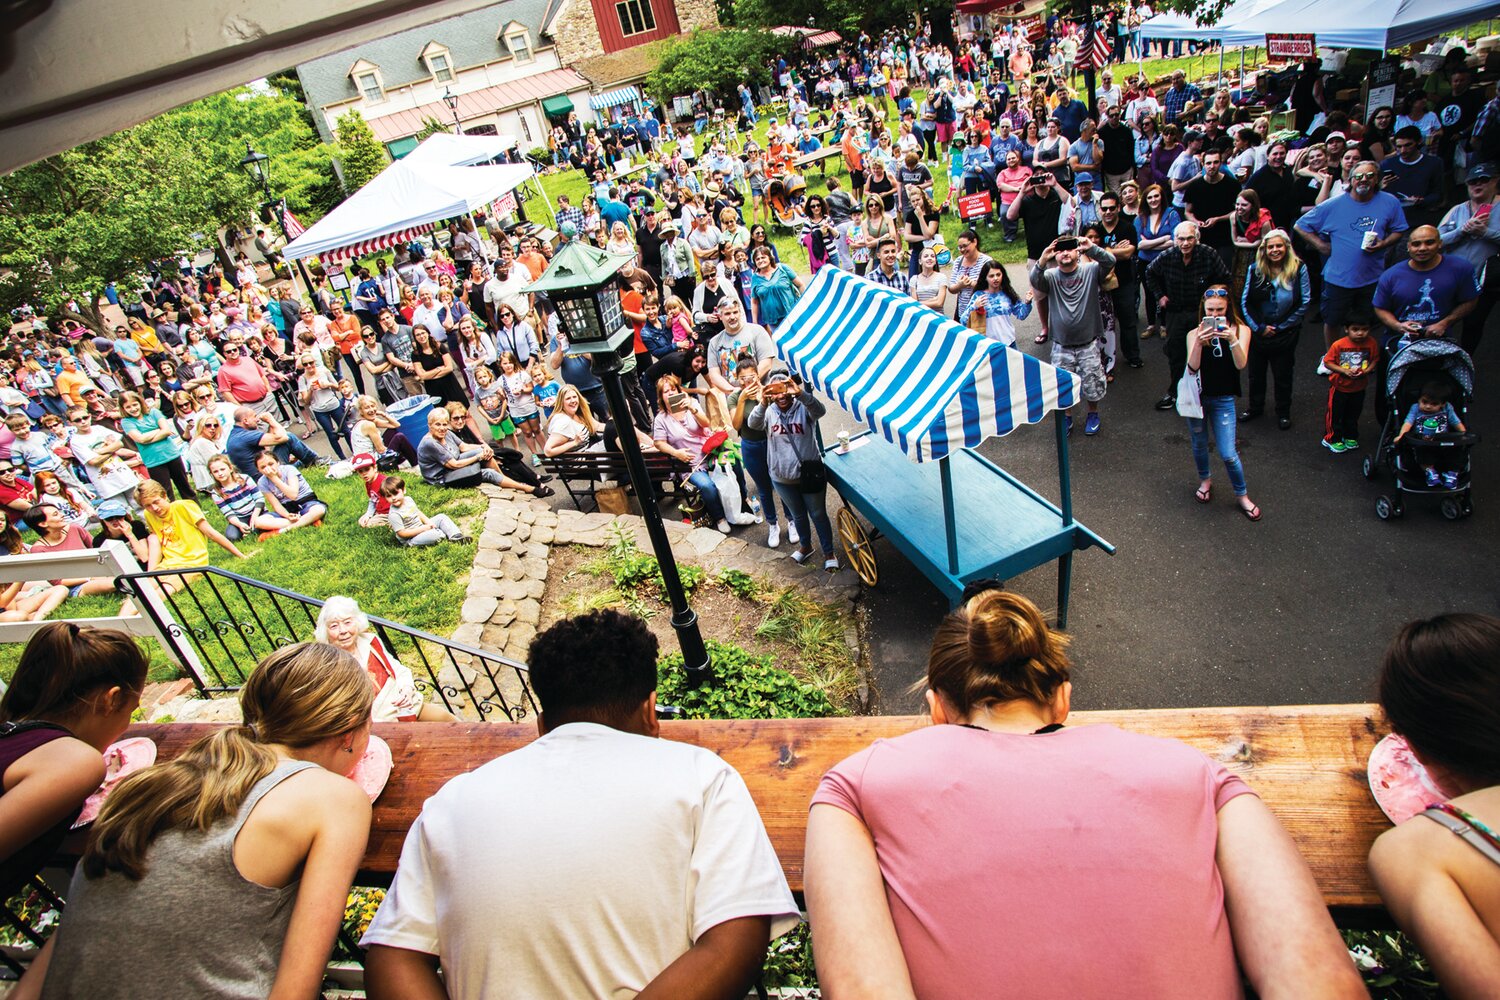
[775,268,1114,625]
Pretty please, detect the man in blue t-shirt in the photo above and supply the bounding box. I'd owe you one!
[597,190,633,232]
[1295,162,1409,349]
[1372,225,1479,346]
[225,407,319,476]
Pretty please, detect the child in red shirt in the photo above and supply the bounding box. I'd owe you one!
[1322,312,1381,453]
[352,453,390,527]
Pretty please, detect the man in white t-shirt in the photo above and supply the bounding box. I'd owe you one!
[482,263,532,330]
[67,409,141,506]
[362,609,799,1000]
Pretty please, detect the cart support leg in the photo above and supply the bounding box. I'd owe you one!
[940,456,959,576]
[1056,552,1073,630]
[1056,410,1074,526]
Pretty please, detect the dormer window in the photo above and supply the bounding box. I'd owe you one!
[420,42,455,83]
[349,59,386,103]
[500,22,534,64]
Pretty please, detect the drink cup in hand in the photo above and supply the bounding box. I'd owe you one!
[1361,231,1379,251]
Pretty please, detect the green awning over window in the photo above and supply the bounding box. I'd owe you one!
[386,135,419,159]
[541,94,574,118]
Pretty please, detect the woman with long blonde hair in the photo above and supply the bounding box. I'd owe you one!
[1238,230,1310,430]
[31,643,374,1000]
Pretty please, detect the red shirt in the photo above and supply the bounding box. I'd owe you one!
[363,473,390,515]
[0,476,35,509]
[621,288,646,356]
[215,356,270,403]
[1323,336,1380,393]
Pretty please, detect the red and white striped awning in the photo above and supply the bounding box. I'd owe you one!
[321,223,436,263]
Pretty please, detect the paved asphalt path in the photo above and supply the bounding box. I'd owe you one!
[807,264,1499,714]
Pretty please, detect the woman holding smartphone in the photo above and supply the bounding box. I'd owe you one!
[651,375,734,534]
[1184,284,1260,521]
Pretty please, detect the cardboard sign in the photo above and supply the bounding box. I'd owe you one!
[1266,33,1316,60]
[495,191,518,217]
[957,191,993,220]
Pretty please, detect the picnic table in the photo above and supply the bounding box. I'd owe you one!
[127,702,1394,917]
[610,161,648,182]
[793,144,843,179]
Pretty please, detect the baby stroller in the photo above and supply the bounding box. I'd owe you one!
[1363,338,1478,521]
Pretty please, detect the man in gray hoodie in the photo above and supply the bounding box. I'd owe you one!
[1029,238,1114,436]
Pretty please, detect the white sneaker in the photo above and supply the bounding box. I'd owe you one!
[767,523,781,548]
[787,521,801,545]
[716,519,732,534]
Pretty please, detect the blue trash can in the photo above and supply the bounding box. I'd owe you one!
[387,394,437,452]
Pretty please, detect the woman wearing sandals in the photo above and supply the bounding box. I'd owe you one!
[1184,284,1262,522]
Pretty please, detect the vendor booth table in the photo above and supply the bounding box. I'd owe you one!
[775,268,1114,624]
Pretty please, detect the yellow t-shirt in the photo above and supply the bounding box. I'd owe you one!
[146,499,209,570]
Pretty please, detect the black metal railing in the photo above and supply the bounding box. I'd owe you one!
[118,567,536,722]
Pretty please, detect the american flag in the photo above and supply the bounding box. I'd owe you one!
[1075,25,1110,72]
[281,201,306,240]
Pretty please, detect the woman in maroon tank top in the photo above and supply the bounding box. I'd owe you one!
[0,624,147,902]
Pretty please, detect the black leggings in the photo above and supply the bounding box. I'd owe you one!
[381,428,421,468]
[146,456,196,501]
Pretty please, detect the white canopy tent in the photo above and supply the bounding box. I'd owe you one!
[1220,0,1496,50]
[1136,0,1285,41]
[280,159,534,262]
[399,132,521,167]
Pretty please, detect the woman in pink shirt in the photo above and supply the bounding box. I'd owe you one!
[805,588,1365,1000]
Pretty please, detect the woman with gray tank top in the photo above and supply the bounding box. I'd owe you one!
[30,643,375,1000]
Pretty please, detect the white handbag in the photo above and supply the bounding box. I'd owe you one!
[1175,369,1203,419]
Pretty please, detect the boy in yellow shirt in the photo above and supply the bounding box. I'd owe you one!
[135,481,246,593]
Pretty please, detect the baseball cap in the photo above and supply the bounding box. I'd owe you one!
[91,337,113,352]
[96,499,131,519]
[1466,162,1497,182]
[1183,129,1204,144]
[1326,131,1347,142]
[350,452,378,471]
[1074,172,1096,185]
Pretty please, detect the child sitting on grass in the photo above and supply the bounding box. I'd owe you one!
[378,475,470,547]
[1394,381,1468,488]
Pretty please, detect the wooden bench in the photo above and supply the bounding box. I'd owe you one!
[130,703,1395,920]
[539,450,686,513]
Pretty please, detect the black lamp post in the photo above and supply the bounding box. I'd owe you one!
[525,243,712,687]
[442,87,464,134]
[239,141,314,294]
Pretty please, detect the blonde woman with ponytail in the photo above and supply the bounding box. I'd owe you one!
[31,643,374,1000]
[804,587,1366,1000]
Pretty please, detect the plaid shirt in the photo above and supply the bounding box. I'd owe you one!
[555,205,585,232]
[868,264,910,294]
[1162,83,1202,125]
[1144,246,1231,314]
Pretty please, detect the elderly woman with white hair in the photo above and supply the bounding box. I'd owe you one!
[315,596,455,722]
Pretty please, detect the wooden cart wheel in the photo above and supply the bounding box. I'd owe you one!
[837,507,878,587]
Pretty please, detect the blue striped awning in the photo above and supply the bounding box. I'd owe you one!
[776,268,1078,463]
[589,86,641,111]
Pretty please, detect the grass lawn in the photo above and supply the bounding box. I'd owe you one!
[0,470,487,686]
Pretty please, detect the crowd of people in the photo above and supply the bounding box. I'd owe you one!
[530,20,1497,522]
[2,597,1496,998]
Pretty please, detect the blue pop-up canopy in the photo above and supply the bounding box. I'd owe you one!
[775,267,1078,463]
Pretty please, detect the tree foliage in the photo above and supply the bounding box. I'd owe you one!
[335,109,389,192]
[0,86,339,331]
[414,117,453,142]
[645,29,795,104]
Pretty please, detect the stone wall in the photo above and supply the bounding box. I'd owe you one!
[550,0,607,69]
[674,0,720,35]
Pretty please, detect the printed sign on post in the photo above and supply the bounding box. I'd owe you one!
[495,192,518,217]
[957,192,993,220]
[1265,33,1316,60]
[1366,57,1400,123]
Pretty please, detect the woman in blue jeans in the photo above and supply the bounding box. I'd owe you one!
[748,373,839,570]
[650,376,732,534]
[1185,285,1262,521]
[729,363,800,550]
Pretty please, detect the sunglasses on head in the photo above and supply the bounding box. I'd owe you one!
[1203,289,1229,298]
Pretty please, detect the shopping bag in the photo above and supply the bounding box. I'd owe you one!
[1175,370,1203,419]
[710,460,756,525]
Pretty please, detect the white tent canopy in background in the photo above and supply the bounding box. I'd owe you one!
[280,160,533,262]
[399,132,521,167]
[1136,0,1285,42]
[1219,0,1497,50]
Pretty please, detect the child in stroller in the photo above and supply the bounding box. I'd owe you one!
[1367,338,1478,521]
[1394,381,1467,489]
